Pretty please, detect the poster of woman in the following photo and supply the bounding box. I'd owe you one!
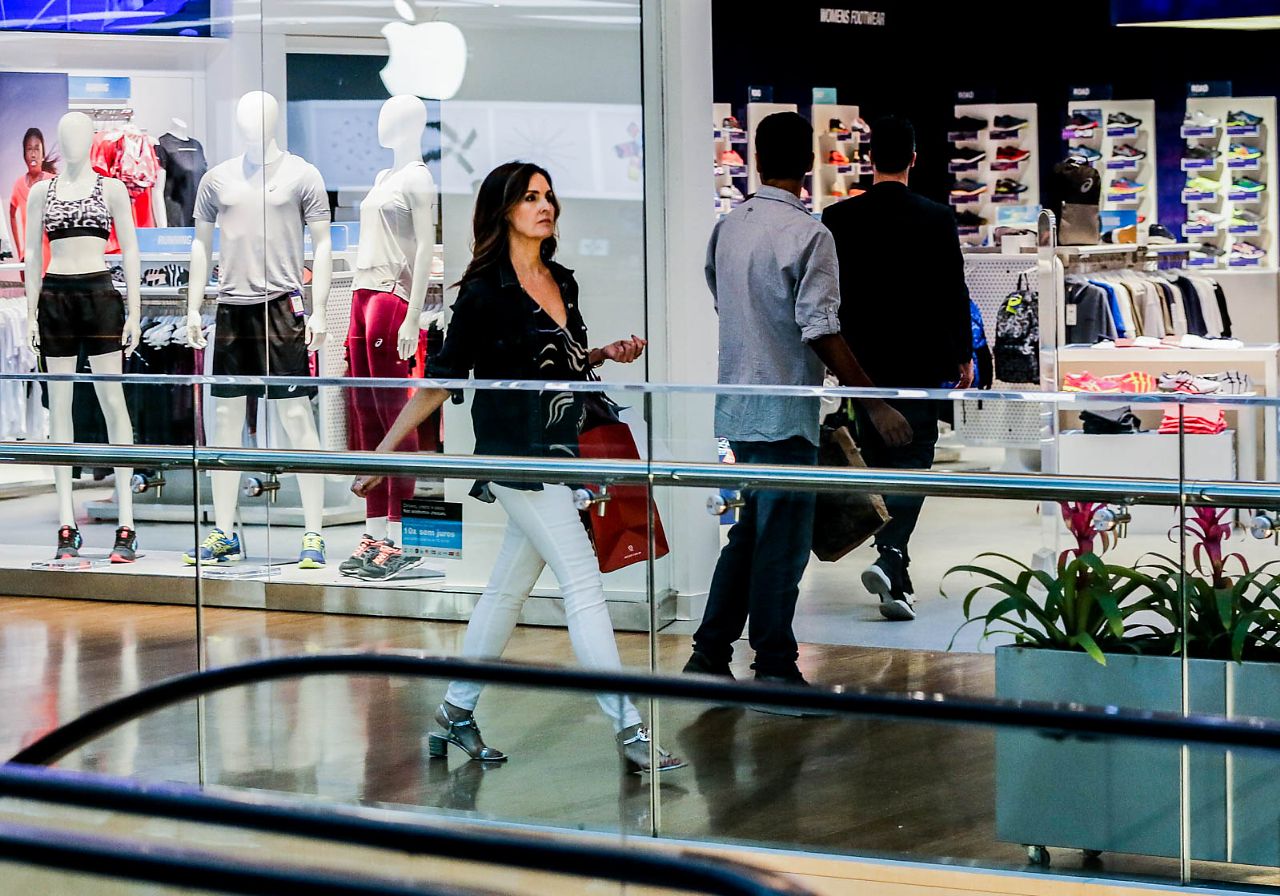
[0,73,68,261]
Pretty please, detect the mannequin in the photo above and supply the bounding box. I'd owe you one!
[156,117,207,228]
[340,94,440,580]
[184,91,332,568]
[24,111,141,562]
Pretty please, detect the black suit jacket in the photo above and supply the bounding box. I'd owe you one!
[821,181,972,388]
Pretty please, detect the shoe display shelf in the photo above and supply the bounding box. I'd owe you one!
[949,102,1039,246]
[712,101,748,216]
[745,101,798,195]
[810,102,869,213]
[1180,96,1278,269]
[1065,99,1157,224]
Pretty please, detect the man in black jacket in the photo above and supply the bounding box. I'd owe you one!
[821,115,973,622]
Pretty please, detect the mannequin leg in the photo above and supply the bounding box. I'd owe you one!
[43,355,78,527]
[86,351,135,529]
[274,396,324,534]
[210,396,248,534]
[366,517,389,540]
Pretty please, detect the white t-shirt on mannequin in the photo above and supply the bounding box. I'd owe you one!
[353,161,435,301]
[193,152,329,304]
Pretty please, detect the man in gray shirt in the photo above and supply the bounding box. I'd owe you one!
[684,112,909,688]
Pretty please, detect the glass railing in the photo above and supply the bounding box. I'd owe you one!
[2,375,1280,890]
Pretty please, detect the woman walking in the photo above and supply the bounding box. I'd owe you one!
[353,161,683,774]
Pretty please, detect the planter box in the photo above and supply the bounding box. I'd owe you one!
[995,647,1280,865]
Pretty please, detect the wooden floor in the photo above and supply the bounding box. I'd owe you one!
[0,597,1275,892]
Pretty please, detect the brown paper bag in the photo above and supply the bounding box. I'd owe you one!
[812,426,890,562]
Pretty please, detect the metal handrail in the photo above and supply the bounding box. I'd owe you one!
[0,765,809,896]
[14,654,1280,770]
[1,442,1278,507]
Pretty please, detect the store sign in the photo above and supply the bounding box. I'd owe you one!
[1187,81,1232,98]
[812,87,838,105]
[402,499,463,559]
[818,8,887,26]
[1068,84,1113,101]
[68,76,130,103]
[747,85,773,102]
[954,88,994,104]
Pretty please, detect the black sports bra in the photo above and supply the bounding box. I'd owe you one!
[43,175,112,241]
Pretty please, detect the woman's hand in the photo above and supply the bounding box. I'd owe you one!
[352,475,385,498]
[595,335,647,366]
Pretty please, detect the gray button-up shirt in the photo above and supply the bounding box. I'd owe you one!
[707,185,842,446]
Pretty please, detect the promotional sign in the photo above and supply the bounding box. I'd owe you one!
[0,72,69,258]
[812,87,837,105]
[68,77,131,103]
[1187,81,1233,98]
[0,0,210,34]
[401,499,463,559]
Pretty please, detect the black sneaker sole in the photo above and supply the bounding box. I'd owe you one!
[352,556,424,582]
[861,566,917,621]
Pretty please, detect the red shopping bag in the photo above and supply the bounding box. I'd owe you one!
[577,396,670,573]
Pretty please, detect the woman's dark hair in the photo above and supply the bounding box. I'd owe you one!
[457,161,560,287]
[22,127,57,175]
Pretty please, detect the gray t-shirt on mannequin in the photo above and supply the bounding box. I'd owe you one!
[193,152,329,305]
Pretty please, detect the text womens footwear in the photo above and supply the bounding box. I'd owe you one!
[55,525,82,560]
[184,528,244,565]
[298,531,326,569]
[427,702,507,762]
[110,526,138,563]
[617,724,685,774]
[339,534,381,576]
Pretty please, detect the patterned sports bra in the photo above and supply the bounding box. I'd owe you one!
[43,175,112,241]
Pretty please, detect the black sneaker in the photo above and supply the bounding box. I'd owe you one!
[751,670,831,717]
[352,539,424,581]
[950,115,988,132]
[1107,111,1142,127]
[1198,242,1228,257]
[950,146,986,164]
[682,651,734,679]
[995,178,1029,195]
[993,114,1029,131]
[955,210,987,227]
[1112,144,1147,160]
[339,534,382,577]
[861,547,916,621]
[1184,145,1221,161]
[55,525,82,560]
[1067,112,1100,130]
[110,526,138,564]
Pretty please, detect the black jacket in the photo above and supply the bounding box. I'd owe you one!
[428,257,589,493]
[821,182,972,387]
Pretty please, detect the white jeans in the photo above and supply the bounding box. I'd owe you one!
[445,483,642,732]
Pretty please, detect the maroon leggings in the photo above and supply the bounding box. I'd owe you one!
[347,289,417,520]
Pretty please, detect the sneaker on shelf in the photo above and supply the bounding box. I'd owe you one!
[994,114,1029,131]
[1232,241,1266,259]
[718,184,744,201]
[828,186,846,198]
[1067,145,1102,163]
[994,178,1028,195]
[861,546,915,621]
[712,164,725,177]
[55,524,82,560]
[298,532,326,569]
[354,540,424,581]
[721,115,741,131]
[1159,370,1221,394]
[950,146,986,164]
[1062,372,1102,392]
[1110,177,1146,194]
[954,210,987,227]
[1229,143,1264,160]
[1207,370,1254,394]
[1190,208,1227,226]
[1148,223,1176,244]
[1231,208,1264,225]
[183,528,244,566]
[828,118,849,136]
[850,116,871,135]
[950,178,987,197]
[1197,242,1228,257]
[996,145,1030,163]
[1066,111,1100,130]
[950,115,988,132]
[110,526,138,564]
[719,149,744,166]
[1232,176,1267,193]
[1184,176,1220,194]
[340,534,382,576]
[1112,144,1147,160]
[1183,145,1221,161]
[827,149,850,165]
[1107,111,1143,127]
[1184,110,1221,129]
[1227,110,1264,127]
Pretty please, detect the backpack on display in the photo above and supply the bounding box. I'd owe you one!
[993,273,1039,384]
[1053,158,1101,245]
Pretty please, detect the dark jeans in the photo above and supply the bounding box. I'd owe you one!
[693,436,818,677]
[852,398,940,555]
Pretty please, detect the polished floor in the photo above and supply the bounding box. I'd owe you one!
[0,597,1276,892]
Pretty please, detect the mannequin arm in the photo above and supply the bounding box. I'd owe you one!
[186,219,215,348]
[305,220,332,350]
[397,166,439,360]
[23,180,50,353]
[104,178,142,356]
[151,168,167,228]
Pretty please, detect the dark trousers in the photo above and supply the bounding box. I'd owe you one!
[693,437,818,677]
[852,399,940,555]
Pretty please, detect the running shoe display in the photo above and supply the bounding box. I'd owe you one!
[110,526,138,564]
[722,116,741,130]
[954,210,987,227]
[1229,143,1263,160]
[1227,110,1264,127]
[1196,242,1227,257]
[719,184,744,201]
[55,525,82,560]
[1183,145,1221,161]
[1107,111,1143,127]
[950,178,987,197]
[184,528,244,565]
[298,532,326,569]
[827,149,850,165]
[1190,209,1226,226]
[1232,176,1267,193]
[828,118,849,136]
[993,114,1029,131]
[1232,241,1266,259]
[850,117,871,135]
[1112,144,1147,160]
[950,115,987,132]
[353,540,424,581]
[1066,111,1100,130]
[950,146,986,164]
[341,535,383,576]
[1110,177,1145,194]
[994,178,1028,195]
[1148,224,1176,245]
[1184,110,1221,129]
[1184,176,1220,194]
[995,145,1030,163]
[1231,208,1263,225]
[1158,371,1221,394]
[1067,145,1102,163]
[719,149,744,166]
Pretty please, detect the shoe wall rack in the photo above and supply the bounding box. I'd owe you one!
[810,102,869,214]
[949,102,1041,246]
[1064,99,1158,228]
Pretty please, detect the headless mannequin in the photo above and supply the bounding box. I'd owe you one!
[169,118,190,142]
[355,94,439,544]
[186,92,331,544]
[24,112,140,533]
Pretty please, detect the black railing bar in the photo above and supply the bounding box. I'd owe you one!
[1,442,1276,508]
[0,765,809,896]
[0,819,489,896]
[13,655,1280,771]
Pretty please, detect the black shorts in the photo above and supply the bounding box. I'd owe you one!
[211,295,316,399]
[38,272,124,359]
